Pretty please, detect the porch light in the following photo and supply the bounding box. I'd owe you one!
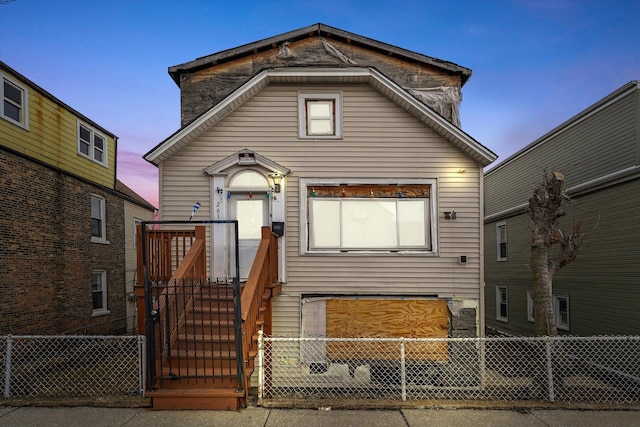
[270,172,283,193]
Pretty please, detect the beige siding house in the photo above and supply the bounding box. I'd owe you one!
[145,24,496,340]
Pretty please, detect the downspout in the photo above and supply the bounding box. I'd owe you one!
[113,136,119,188]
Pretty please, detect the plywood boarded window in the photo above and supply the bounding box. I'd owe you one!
[301,298,450,363]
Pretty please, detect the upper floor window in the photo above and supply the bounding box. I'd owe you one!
[91,194,108,243]
[78,121,107,167]
[496,222,507,261]
[298,92,342,139]
[92,270,110,316]
[1,73,29,129]
[302,180,436,253]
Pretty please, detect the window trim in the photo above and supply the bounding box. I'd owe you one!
[496,285,508,322]
[496,221,507,261]
[554,294,570,331]
[300,178,437,255]
[1,72,29,130]
[91,194,109,244]
[91,269,110,316]
[298,92,342,139]
[78,120,108,167]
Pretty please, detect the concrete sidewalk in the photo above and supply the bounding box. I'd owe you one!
[2,406,640,427]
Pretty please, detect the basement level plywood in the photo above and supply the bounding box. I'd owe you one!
[326,299,449,361]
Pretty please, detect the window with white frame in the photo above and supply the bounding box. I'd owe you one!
[496,286,508,322]
[91,195,108,243]
[496,222,507,261]
[1,73,29,129]
[298,92,342,138]
[78,121,107,166]
[303,181,435,253]
[554,295,570,331]
[92,270,109,315]
[527,291,535,322]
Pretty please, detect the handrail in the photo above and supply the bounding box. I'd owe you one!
[240,226,279,391]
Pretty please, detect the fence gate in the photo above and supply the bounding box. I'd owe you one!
[140,220,243,391]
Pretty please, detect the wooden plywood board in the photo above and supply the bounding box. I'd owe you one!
[326,299,449,361]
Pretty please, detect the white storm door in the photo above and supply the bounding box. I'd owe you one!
[230,194,269,280]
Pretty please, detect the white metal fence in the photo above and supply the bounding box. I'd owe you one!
[259,333,640,404]
[1,335,146,399]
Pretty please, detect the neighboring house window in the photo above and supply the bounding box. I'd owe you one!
[496,222,507,261]
[554,295,570,331]
[78,121,107,166]
[1,73,29,129]
[91,195,108,243]
[92,270,109,316]
[496,286,508,322]
[527,291,535,322]
[298,92,342,138]
[302,180,436,253]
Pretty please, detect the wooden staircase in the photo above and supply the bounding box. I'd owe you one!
[136,225,279,410]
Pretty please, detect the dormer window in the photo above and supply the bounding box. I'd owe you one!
[1,72,29,129]
[78,121,107,167]
[298,92,342,139]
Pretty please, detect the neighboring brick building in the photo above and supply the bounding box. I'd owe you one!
[0,61,153,335]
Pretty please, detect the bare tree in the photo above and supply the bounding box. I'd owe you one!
[528,171,584,336]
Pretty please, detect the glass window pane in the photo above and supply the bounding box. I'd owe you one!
[94,148,103,162]
[310,200,341,247]
[308,119,333,134]
[80,125,91,142]
[94,135,104,150]
[91,197,101,218]
[308,102,331,117]
[3,100,20,121]
[398,200,426,247]
[237,200,264,240]
[342,200,396,248]
[4,81,22,104]
[79,140,90,155]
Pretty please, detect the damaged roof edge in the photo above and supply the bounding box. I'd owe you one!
[167,23,472,87]
[146,67,495,167]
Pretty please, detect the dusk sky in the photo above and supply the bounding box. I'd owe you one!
[1,0,638,208]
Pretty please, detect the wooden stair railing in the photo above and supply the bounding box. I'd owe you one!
[135,224,279,409]
[240,226,280,392]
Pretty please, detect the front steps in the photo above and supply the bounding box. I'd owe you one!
[147,388,245,410]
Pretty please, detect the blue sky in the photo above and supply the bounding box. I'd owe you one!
[1,0,638,207]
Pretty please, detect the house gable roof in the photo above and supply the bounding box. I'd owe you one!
[168,23,472,87]
[144,67,496,167]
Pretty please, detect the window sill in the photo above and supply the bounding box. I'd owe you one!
[305,250,437,256]
[1,115,29,130]
[92,309,111,318]
[496,317,508,323]
[91,237,110,244]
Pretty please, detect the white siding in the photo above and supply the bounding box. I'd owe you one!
[159,84,483,336]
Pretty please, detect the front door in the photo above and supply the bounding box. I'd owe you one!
[229,193,270,280]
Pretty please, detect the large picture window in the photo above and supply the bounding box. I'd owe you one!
[302,180,435,253]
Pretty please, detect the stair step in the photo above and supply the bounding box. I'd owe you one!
[148,388,244,410]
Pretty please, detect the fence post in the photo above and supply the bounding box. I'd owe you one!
[400,339,406,402]
[4,335,11,399]
[546,337,555,402]
[258,330,264,400]
[138,335,147,396]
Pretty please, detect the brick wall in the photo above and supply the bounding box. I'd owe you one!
[0,148,127,335]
